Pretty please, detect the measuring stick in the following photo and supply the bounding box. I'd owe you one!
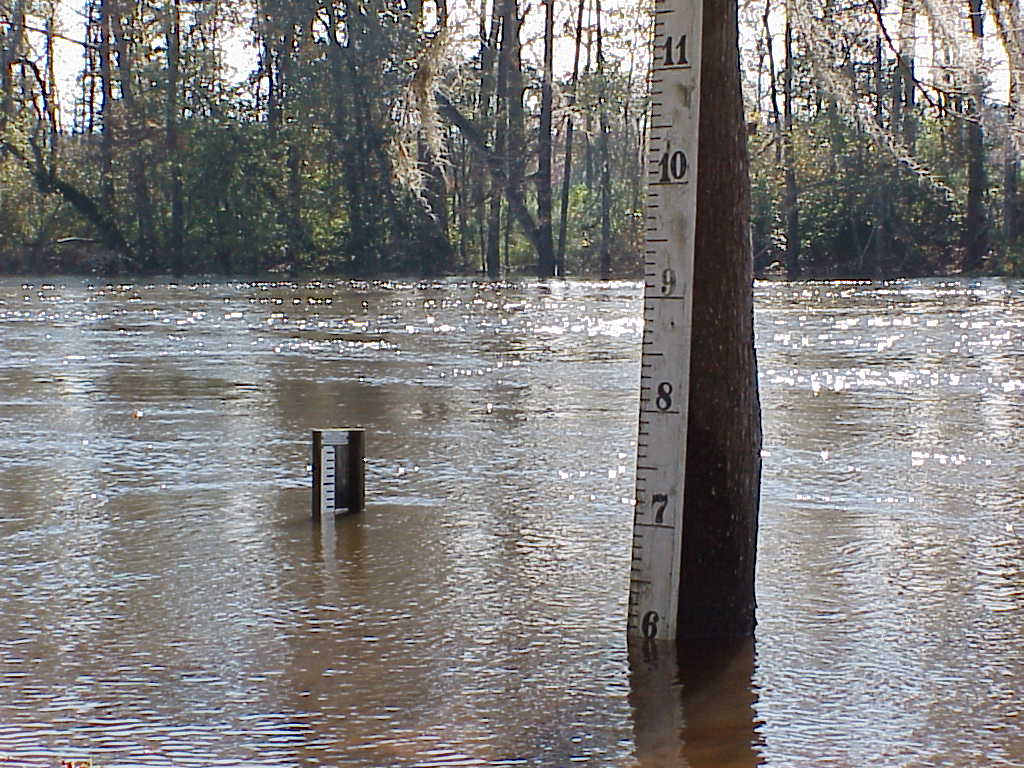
[628,0,703,642]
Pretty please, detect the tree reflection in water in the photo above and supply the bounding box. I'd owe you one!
[630,637,764,767]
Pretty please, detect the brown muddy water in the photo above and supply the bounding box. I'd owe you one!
[0,277,1020,767]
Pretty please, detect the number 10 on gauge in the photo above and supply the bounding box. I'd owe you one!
[628,0,702,642]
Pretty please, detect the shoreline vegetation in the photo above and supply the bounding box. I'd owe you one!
[0,241,1015,281]
[3,3,1024,281]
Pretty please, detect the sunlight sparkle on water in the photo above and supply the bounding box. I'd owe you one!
[0,277,1020,767]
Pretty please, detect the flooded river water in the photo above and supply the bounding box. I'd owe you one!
[0,276,1020,767]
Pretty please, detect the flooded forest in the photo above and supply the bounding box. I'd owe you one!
[1,276,1022,768]
[2,0,1024,279]
[1,2,1024,767]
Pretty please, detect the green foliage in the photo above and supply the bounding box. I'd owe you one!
[750,107,979,278]
[10,2,1017,280]
[0,0,662,279]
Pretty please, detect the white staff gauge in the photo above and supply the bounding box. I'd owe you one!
[628,0,702,642]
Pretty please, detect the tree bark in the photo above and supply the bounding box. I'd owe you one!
[868,35,886,277]
[97,0,115,208]
[964,0,988,272]
[782,0,799,279]
[991,0,1023,246]
[436,92,547,262]
[678,0,762,639]
[0,0,26,127]
[488,3,506,278]
[764,0,781,165]
[110,2,158,269]
[1005,139,1019,246]
[476,0,502,277]
[282,29,308,268]
[418,136,455,275]
[500,0,551,272]
[44,10,60,166]
[536,0,556,277]
[556,0,586,277]
[1007,54,1022,247]
[596,0,612,279]
[897,0,917,148]
[165,0,185,276]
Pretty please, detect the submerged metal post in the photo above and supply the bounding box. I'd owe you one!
[312,428,365,519]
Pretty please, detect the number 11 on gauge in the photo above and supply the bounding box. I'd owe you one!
[628,0,702,642]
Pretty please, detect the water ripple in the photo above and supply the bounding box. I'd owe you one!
[0,277,1020,767]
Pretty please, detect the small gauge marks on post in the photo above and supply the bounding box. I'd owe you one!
[629,0,703,643]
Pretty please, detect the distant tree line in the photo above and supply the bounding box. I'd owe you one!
[1,0,1023,278]
[0,0,648,277]
[745,0,1024,278]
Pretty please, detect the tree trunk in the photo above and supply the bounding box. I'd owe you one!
[536,0,556,277]
[764,0,781,165]
[98,0,115,209]
[992,0,1023,247]
[1005,140,1019,246]
[486,191,503,278]
[1,139,131,257]
[623,36,644,258]
[964,0,988,272]
[867,35,886,277]
[556,0,586,277]
[782,1,799,279]
[0,0,26,127]
[987,0,1019,249]
[678,0,762,639]
[596,0,612,279]
[477,0,502,278]
[454,136,470,269]
[584,18,594,189]
[501,0,544,270]
[81,0,98,134]
[487,4,506,278]
[1006,63,1022,247]
[325,3,375,273]
[110,2,158,270]
[165,0,185,276]
[282,30,308,269]
[898,0,917,150]
[418,137,455,275]
[44,9,60,166]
